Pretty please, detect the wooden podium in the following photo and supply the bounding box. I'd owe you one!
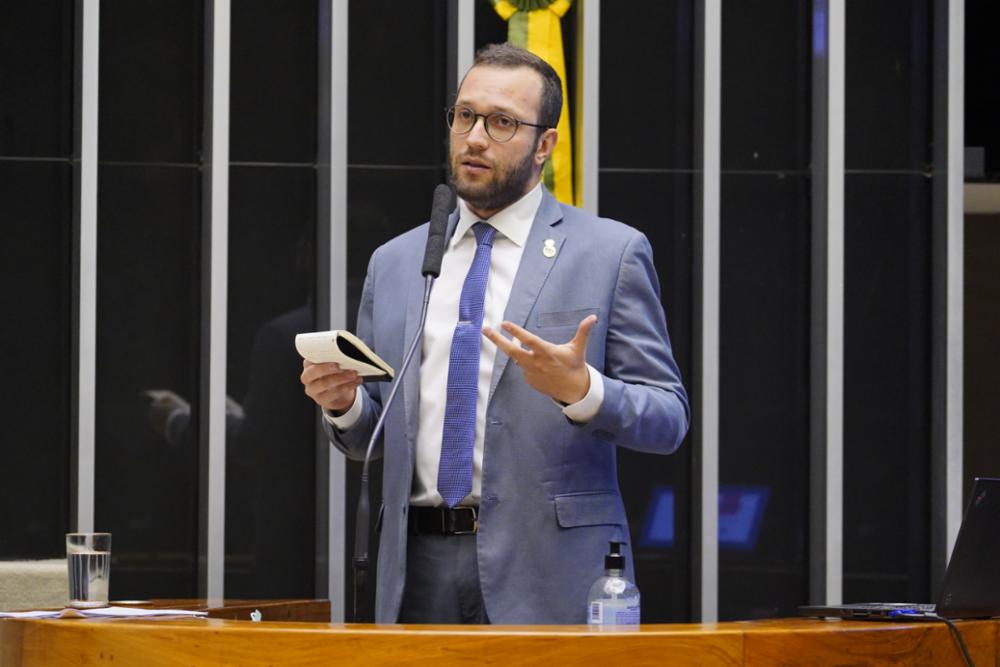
[1,600,997,666]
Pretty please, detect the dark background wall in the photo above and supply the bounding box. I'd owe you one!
[599,0,695,623]
[965,214,1000,496]
[966,1,1000,177]
[717,0,813,620]
[0,0,995,623]
[0,0,74,560]
[93,0,204,598]
[841,0,933,605]
[964,1,1000,504]
[225,0,320,599]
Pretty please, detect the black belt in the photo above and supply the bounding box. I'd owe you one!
[409,505,479,535]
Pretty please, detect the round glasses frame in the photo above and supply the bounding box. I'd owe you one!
[446,105,550,143]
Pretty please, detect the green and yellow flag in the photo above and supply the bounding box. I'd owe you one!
[491,0,574,205]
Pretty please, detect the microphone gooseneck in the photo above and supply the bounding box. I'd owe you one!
[353,184,454,622]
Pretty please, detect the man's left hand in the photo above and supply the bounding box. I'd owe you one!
[482,314,597,405]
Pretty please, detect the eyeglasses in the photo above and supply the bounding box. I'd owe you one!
[446,105,549,143]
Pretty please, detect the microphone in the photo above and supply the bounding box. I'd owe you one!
[352,184,454,622]
[421,184,454,278]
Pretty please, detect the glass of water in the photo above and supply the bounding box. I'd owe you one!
[66,532,112,608]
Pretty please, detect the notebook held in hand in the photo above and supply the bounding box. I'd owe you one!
[295,330,394,382]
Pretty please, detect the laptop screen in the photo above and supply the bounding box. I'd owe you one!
[935,476,1000,618]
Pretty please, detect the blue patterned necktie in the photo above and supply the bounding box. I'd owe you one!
[438,222,497,508]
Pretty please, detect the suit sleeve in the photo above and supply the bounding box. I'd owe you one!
[322,251,385,462]
[585,231,690,454]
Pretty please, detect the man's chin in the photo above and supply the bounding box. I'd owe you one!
[453,181,495,207]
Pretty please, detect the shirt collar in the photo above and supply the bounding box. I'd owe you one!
[451,181,543,249]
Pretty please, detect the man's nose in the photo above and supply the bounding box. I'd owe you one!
[465,116,491,148]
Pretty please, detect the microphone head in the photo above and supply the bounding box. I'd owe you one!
[421,184,455,277]
[431,183,456,219]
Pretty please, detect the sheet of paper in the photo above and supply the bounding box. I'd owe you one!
[0,610,61,619]
[70,607,208,618]
[0,606,207,619]
[73,606,207,618]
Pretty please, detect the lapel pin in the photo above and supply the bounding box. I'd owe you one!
[543,239,557,258]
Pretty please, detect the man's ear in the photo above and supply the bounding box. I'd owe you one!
[535,128,558,166]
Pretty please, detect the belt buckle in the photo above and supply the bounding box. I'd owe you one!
[451,506,479,535]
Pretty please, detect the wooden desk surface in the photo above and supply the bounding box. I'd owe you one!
[147,598,332,622]
[1,602,997,666]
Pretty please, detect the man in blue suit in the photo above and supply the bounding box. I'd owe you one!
[301,43,688,624]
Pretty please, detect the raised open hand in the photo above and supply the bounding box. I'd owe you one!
[482,314,597,405]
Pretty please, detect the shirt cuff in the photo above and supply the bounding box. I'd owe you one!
[323,390,364,431]
[560,364,604,424]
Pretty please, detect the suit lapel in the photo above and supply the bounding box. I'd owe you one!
[488,190,565,401]
[402,209,461,447]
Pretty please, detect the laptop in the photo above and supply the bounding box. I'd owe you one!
[800,477,1000,621]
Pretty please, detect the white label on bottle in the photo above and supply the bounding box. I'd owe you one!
[614,604,640,625]
[588,599,640,626]
[589,601,603,624]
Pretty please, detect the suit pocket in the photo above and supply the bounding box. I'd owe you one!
[554,491,625,528]
[536,307,600,328]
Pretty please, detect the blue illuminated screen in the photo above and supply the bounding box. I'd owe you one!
[639,485,770,550]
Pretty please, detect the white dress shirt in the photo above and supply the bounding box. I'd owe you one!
[327,182,604,506]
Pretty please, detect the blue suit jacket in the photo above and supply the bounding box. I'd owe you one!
[325,189,689,624]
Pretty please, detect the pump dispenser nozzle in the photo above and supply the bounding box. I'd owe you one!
[605,541,626,571]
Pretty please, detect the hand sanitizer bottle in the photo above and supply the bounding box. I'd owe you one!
[587,541,640,626]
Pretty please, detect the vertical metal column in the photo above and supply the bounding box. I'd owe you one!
[809,0,845,606]
[446,1,475,105]
[693,0,721,623]
[317,0,349,621]
[574,0,600,214]
[199,0,230,601]
[944,0,965,559]
[72,0,100,534]
[930,0,964,591]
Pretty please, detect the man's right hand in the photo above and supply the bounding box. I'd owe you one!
[300,360,362,414]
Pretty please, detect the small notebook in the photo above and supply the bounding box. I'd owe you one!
[295,330,394,382]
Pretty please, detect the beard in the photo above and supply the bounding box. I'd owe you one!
[448,140,539,214]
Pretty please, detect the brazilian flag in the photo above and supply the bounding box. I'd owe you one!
[491,0,575,206]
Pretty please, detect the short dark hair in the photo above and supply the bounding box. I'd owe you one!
[467,42,562,129]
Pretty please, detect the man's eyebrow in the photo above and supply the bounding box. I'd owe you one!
[454,100,520,116]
